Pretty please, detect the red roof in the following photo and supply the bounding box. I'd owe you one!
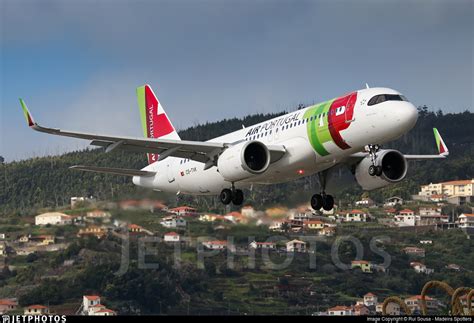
[350,209,366,214]
[26,305,48,309]
[385,208,397,213]
[96,308,116,314]
[128,224,143,229]
[441,179,473,185]
[204,240,227,245]
[364,292,376,297]
[304,220,324,225]
[406,295,434,301]
[226,211,243,218]
[0,299,17,306]
[170,206,196,211]
[400,209,414,213]
[461,214,474,217]
[90,304,105,308]
[84,295,100,301]
[328,305,352,311]
[165,232,179,236]
[352,260,370,265]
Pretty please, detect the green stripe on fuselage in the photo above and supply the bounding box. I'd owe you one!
[304,99,335,156]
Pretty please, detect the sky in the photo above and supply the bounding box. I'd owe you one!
[1,0,473,161]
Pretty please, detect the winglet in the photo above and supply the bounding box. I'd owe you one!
[433,128,449,156]
[19,99,36,127]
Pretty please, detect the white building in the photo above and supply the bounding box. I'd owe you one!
[341,210,368,222]
[202,240,227,250]
[362,292,378,307]
[241,206,256,218]
[0,242,6,256]
[355,197,375,207]
[395,214,417,227]
[286,239,306,253]
[160,216,186,228]
[82,295,116,316]
[35,212,72,226]
[163,232,180,242]
[249,241,276,249]
[327,306,353,316]
[24,305,49,315]
[458,213,474,229]
[410,262,434,274]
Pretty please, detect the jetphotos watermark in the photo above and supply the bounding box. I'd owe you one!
[1,315,66,323]
[114,231,392,276]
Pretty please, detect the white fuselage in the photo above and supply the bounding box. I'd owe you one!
[132,87,418,195]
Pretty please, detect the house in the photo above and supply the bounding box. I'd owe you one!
[224,211,247,224]
[24,305,49,315]
[198,214,225,222]
[0,233,6,240]
[169,206,197,217]
[445,263,461,271]
[0,299,17,314]
[355,197,375,207]
[419,240,433,245]
[304,220,325,230]
[30,235,55,245]
[405,295,439,314]
[458,214,474,229]
[0,242,6,256]
[376,302,400,315]
[77,226,108,239]
[71,196,95,208]
[163,232,180,243]
[351,260,372,273]
[319,226,336,236]
[160,216,186,228]
[128,224,153,235]
[286,239,306,253]
[18,235,30,243]
[241,205,256,218]
[249,241,276,249]
[403,247,425,257]
[419,207,441,216]
[352,304,370,315]
[385,208,397,215]
[410,262,434,274]
[269,221,284,232]
[327,305,353,316]
[384,196,404,207]
[417,214,449,226]
[344,210,368,222]
[202,240,227,250]
[399,209,415,216]
[363,292,378,307]
[86,210,111,219]
[35,212,72,226]
[82,295,116,316]
[395,213,417,227]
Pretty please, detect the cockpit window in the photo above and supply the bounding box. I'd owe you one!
[368,94,407,106]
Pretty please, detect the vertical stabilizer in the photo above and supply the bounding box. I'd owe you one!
[136,84,180,164]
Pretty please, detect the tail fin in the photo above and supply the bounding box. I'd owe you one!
[136,84,180,164]
[433,128,449,156]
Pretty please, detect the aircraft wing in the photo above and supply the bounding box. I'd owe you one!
[348,128,449,161]
[20,99,286,166]
[69,165,156,177]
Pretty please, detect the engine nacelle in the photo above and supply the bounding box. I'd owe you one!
[354,149,408,190]
[217,141,271,182]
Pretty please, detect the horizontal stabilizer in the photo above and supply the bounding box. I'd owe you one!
[70,165,156,177]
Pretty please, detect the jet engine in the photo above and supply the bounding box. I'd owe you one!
[217,141,270,182]
[354,149,408,190]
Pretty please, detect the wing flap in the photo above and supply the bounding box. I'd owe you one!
[70,165,156,177]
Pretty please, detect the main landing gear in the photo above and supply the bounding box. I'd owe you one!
[220,184,244,206]
[366,144,383,177]
[310,171,334,211]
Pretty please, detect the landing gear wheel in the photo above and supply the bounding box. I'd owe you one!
[322,194,334,211]
[375,165,383,176]
[368,165,377,176]
[232,189,244,205]
[311,194,323,210]
[220,189,232,205]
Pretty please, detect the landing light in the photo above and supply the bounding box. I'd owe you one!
[297,169,304,175]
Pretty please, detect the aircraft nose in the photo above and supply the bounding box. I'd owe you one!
[401,103,418,130]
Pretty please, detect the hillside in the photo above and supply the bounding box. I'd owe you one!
[1,107,473,215]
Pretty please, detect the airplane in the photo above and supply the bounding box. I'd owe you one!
[20,84,449,211]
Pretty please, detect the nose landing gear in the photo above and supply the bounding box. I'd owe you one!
[220,184,244,206]
[310,170,335,211]
[366,144,383,177]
